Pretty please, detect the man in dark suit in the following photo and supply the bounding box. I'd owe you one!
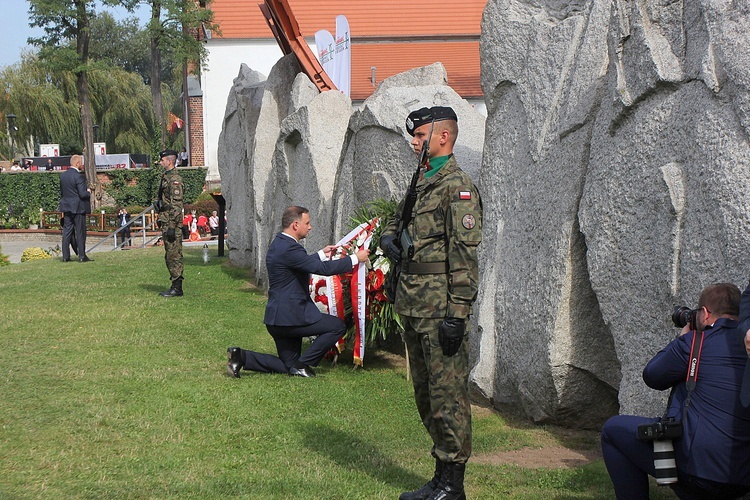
[601,283,750,499]
[57,155,92,262]
[226,206,370,378]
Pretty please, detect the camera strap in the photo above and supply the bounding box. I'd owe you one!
[682,330,705,419]
[661,330,704,423]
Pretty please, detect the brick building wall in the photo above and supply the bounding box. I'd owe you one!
[188,96,204,167]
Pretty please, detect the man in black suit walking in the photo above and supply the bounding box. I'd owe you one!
[227,206,369,378]
[57,155,92,262]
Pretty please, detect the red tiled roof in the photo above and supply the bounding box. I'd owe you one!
[212,0,485,39]
[210,0,485,99]
[351,42,481,100]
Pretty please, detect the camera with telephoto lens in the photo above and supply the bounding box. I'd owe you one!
[638,418,682,486]
[671,306,696,329]
[637,417,683,441]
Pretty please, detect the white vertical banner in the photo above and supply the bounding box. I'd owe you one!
[314,29,336,81]
[334,15,351,97]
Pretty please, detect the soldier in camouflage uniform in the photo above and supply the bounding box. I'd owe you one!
[155,150,185,297]
[381,107,481,500]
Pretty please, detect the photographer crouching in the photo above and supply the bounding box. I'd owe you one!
[601,283,750,499]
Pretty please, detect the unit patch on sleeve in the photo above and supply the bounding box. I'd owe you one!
[462,214,476,230]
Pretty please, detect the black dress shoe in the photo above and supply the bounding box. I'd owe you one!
[226,347,242,378]
[289,365,316,378]
[78,256,93,262]
[62,258,71,262]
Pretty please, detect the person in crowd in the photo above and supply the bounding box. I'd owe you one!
[118,208,131,247]
[196,212,208,237]
[182,212,191,239]
[154,149,184,297]
[380,106,482,500]
[45,158,54,171]
[10,161,22,171]
[208,210,219,238]
[180,147,189,167]
[57,154,91,262]
[226,206,369,378]
[601,282,750,499]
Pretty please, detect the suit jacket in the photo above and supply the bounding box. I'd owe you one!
[642,318,750,485]
[738,283,750,335]
[57,168,91,214]
[264,232,353,326]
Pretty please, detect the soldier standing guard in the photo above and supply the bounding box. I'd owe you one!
[380,107,482,500]
[154,149,185,297]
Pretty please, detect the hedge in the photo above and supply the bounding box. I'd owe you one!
[0,168,208,219]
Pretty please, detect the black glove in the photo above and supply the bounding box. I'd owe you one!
[153,200,163,212]
[165,227,176,242]
[438,317,466,357]
[380,234,401,262]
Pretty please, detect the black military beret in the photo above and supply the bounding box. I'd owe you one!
[405,106,458,136]
[159,149,179,159]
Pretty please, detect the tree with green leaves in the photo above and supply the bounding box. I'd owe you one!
[125,0,218,148]
[0,53,155,158]
[28,0,104,205]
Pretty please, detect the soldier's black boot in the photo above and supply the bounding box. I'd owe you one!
[426,462,466,500]
[400,459,444,500]
[159,278,183,297]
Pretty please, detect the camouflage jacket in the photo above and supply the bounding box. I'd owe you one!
[383,156,482,319]
[157,168,184,230]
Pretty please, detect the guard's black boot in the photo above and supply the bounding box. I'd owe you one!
[400,459,444,500]
[426,462,466,500]
[159,278,183,297]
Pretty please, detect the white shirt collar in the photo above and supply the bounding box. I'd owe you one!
[281,231,298,242]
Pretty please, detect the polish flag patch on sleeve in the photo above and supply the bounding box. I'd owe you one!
[459,191,472,200]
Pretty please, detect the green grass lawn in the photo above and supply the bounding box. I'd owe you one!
[0,247,675,498]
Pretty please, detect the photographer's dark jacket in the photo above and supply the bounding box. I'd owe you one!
[642,318,750,486]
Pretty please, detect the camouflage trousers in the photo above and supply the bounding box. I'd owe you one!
[163,230,184,281]
[402,315,472,463]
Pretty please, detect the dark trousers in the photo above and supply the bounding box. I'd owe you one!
[601,415,750,500]
[119,227,131,246]
[239,314,346,374]
[62,212,86,260]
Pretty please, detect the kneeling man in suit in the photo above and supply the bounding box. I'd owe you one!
[227,206,369,378]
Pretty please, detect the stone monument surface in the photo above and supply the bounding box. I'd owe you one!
[474,0,750,425]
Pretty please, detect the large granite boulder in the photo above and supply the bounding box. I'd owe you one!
[218,58,485,287]
[267,73,352,253]
[474,0,750,426]
[330,63,485,238]
[217,63,266,270]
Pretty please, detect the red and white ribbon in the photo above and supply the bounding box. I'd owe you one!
[318,218,379,365]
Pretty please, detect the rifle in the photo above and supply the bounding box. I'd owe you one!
[384,120,434,303]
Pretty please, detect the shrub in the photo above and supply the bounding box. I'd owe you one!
[185,197,219,217]
[21,247,52,262]
[0,244,9,266]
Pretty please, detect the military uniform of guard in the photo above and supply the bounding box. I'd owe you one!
[155,149,184,297]
[381,106,482,500]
